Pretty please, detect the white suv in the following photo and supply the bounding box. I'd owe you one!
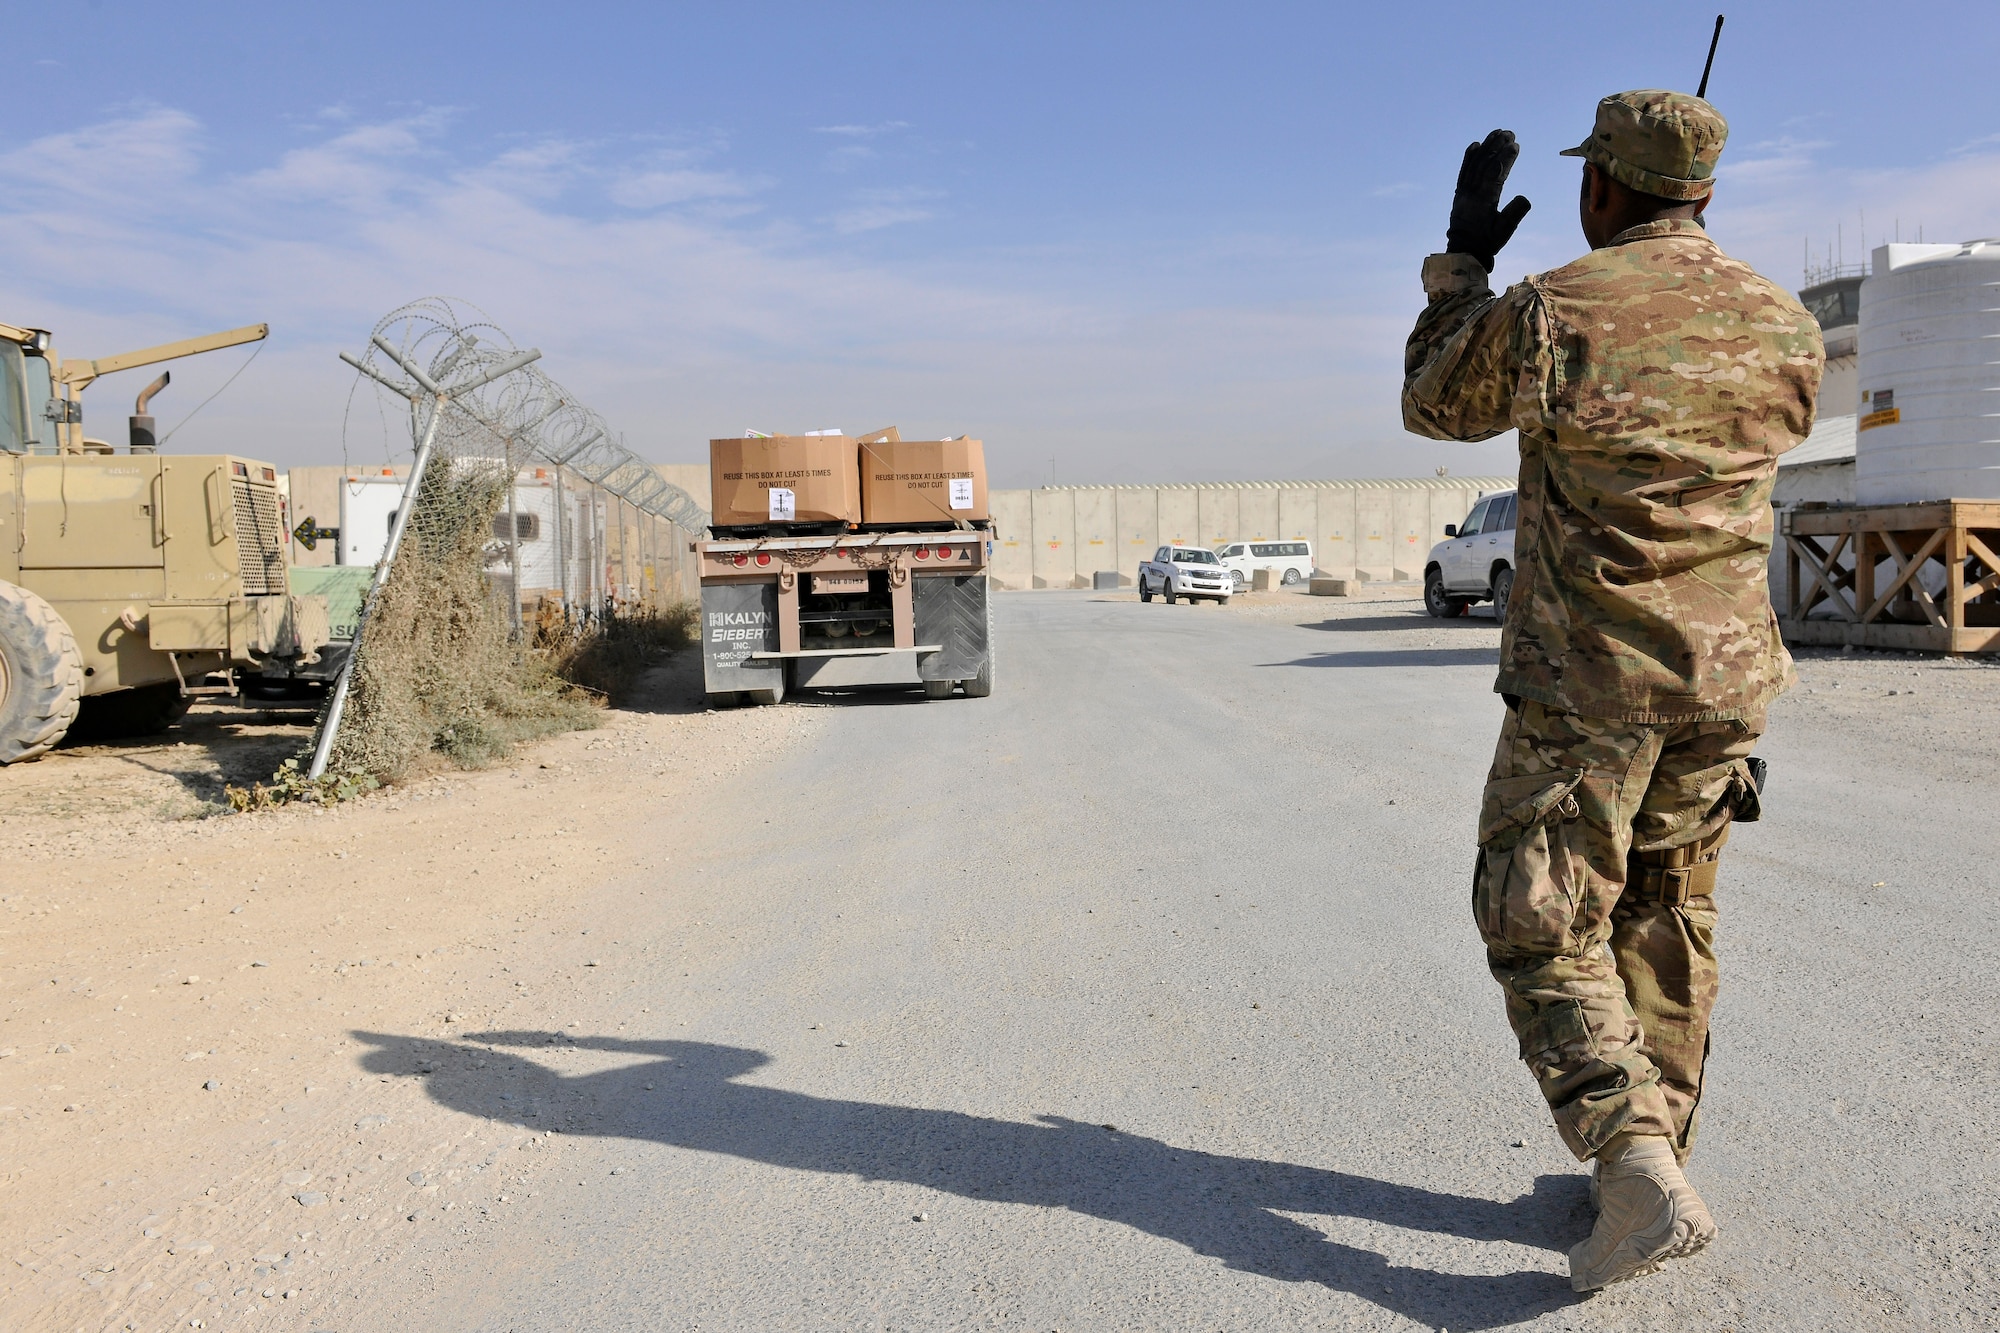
[1425,489,1518,619]
[1138,545,1232,604]
[1214,540,1313,592]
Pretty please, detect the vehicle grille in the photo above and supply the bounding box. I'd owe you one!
[232,478,287,595]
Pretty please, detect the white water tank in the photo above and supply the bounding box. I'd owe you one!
[1854,239,2000,504]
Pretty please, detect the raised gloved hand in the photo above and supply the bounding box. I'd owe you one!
[1446,129,1533,273]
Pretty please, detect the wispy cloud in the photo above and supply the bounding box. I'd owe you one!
[0,105,205,207]
[0,106,1553,484]
[811,121,910,138]
[830,186,945,233]
[1716,137,2000,280]
[608,166,766,209]
[0,108,1124,477]
[1718,135,1832,187]
[813,121,914,173]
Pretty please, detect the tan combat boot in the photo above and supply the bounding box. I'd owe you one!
[1569,1134,1716,1292]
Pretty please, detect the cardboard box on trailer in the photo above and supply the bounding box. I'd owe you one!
[709,435,862,527]
[859,431,988,526]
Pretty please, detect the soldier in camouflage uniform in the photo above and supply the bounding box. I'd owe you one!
[1401,91,1824,1291]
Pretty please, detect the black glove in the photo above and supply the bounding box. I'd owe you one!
[1446,129,1533,272]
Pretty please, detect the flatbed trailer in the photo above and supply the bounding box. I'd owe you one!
[695,527,994,706]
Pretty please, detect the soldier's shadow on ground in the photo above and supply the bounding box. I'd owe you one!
[356,1031,1583,1329]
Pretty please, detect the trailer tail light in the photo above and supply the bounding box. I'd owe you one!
[913,547,930,559]
[732,554,748,567]
[755,552,772,567]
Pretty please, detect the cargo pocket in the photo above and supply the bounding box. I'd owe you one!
[1472,768,1586,953]
[1516,995,1599,1083]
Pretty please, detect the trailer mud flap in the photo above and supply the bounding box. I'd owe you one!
[701,582,783,693]
[912,574,988,682]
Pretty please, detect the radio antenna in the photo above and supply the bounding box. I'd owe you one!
[1697,15,1724,98]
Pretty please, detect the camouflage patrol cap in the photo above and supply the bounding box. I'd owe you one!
[1559,90,1728,201]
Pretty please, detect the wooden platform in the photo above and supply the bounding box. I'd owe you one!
[1779,499,2000,654]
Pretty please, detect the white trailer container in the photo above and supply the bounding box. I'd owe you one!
[485,469,606,609]
[337,475,403,566]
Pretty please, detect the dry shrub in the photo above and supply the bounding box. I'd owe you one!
[546,600,698,705]
[228,758,379,811]
[330,458,599,781]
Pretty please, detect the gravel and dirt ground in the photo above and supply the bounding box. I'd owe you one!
[4,595,1996,1331]
[1,651,825,1331]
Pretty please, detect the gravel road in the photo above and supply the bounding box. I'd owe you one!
[346,591,1998,1331]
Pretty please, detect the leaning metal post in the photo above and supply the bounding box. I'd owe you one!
[307,339,541,779]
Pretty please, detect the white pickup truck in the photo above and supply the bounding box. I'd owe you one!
[1137,545,1233,604]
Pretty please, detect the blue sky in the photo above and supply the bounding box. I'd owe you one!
[4,2,1996,487]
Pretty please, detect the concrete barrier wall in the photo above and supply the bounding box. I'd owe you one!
[991,489,1033,588]
[1116,487,1158,572]
[636,460,1511,592]
[988,477,1515,589]
[1159,488,1199,547]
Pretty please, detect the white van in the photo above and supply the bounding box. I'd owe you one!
[1213,540,1313,592]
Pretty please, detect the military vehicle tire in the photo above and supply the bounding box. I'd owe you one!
[0,581,85,764]
[1492,566,1515,622]
[67,682,193,741]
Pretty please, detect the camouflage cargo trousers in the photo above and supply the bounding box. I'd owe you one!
[1474,699,1764,1164]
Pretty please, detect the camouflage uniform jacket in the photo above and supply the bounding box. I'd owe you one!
[1403,219,1824,723]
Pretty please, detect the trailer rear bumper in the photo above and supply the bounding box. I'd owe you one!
[697,533,991,700]
[748,645,943,659]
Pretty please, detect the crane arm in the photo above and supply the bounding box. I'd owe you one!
[58,322,269,391]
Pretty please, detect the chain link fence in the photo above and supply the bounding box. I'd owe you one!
[309,298,706,782]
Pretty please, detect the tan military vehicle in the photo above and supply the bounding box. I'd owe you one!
[0,318,328,763]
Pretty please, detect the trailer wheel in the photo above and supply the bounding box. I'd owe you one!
[67,682,193,741]
[0,581,84,764]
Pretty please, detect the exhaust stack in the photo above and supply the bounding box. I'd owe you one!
[129,371,169,453]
